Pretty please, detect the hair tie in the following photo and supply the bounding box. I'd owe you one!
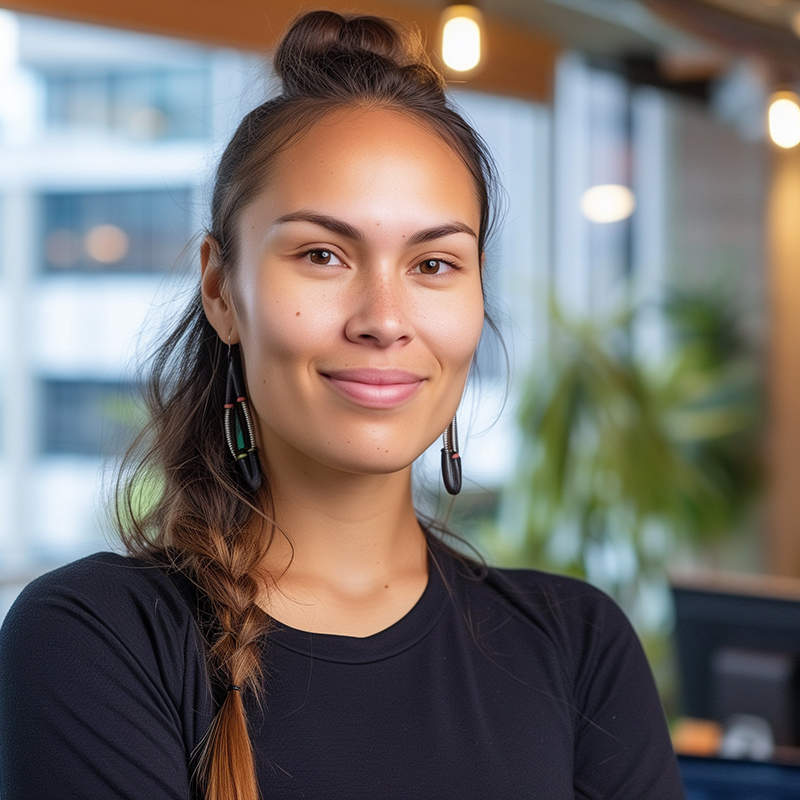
[227,684,242,693]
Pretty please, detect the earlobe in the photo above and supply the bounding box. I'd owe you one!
[201,234,238,343]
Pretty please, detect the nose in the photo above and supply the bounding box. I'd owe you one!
[344,269,415,348]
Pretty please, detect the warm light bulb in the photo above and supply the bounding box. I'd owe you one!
[580,184,636,224]
[768,91,800,149]
[441,5,483,73]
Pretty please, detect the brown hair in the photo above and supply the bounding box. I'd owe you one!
[115,10,498,800]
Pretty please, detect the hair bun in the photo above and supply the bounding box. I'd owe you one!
[274,10,444,99]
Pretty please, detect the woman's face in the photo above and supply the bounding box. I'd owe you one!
[203,106,485,480]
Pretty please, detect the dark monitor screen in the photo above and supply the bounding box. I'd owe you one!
[679,755,800,799]
[672,573,800,746]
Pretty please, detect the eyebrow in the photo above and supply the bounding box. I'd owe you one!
[273,211,478,246]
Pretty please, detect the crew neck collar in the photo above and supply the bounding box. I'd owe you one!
[267,548,455,665]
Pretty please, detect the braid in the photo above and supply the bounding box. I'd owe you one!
[193,526,270,800]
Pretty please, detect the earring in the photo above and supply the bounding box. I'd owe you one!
[223,342,262,492]
[441,415,462,495]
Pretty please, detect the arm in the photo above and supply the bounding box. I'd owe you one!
[0,556,206,800]
[571,592,684,800]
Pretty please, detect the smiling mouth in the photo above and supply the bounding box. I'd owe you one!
[321,368,426,409]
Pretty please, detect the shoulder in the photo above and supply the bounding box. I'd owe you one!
[0,551,201,664]
[439,553,683,796]
[451,552,627,630]
[446,553,638,669]
[483,564,625,630]
[0,554,215,797]
[6,550,192,617]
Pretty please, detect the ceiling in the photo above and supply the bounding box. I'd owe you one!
[412,0,718,58]
[477,0,800,58]
[6,0,800,95]
[706,0,800,27]
[641,0,800,77]
[472,0,800,80]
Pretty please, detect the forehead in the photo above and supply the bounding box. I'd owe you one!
[239,106,481,241]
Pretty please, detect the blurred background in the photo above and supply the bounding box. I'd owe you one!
[2,0,800,789]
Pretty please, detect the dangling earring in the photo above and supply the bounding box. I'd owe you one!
[223,341,262,491]
[441,415,462,495]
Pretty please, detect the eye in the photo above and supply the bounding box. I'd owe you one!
[306,249,343,266]
[415,258,453,276]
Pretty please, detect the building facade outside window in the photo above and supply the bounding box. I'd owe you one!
[0,11,266,592]
[43,68,211,140]
[40,379,142,457]
[41,188,195,272]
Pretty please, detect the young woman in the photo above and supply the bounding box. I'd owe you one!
[0,10,685,800]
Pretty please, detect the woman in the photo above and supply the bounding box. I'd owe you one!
[0,10,684,800]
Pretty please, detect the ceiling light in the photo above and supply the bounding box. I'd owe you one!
[768,90,800,149]
[441,5,483,73]
[580,185,636,224]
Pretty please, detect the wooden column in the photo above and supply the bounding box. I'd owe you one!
[767,144,800,576]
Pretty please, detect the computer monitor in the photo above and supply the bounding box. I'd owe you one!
[671,571,800,749]
[679,754,800,799]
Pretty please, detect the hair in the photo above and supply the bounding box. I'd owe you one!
[115,10,499,800]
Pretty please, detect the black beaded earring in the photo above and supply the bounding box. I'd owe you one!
[223,342,261,492]
[441,416,462,495]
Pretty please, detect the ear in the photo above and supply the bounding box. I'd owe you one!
[201,235,239,344]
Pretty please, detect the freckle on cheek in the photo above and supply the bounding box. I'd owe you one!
[296,311,301,317]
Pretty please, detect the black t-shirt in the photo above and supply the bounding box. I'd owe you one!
[0,547,685,799]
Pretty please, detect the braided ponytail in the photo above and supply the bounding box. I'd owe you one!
[115,10,498,799]
[190,513,270,799]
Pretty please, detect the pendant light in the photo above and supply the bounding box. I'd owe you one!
[440,4,484,73]
[768,90,800,149]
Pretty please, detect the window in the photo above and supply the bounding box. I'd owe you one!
[42,68,211,140]
[41,379,143,457]
[41,188,195,272]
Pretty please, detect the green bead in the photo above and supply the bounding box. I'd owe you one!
[236,415,245,453]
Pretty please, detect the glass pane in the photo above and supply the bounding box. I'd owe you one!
[41,68,211,140]
[41,188,194,272]
[40,380,142,456]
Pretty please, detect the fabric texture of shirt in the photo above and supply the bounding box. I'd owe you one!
[0,546,685,799]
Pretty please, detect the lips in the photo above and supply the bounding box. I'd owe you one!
[321,368,426,408]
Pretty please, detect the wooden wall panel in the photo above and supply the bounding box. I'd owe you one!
[1,0,559,101]
[767,145,800,577]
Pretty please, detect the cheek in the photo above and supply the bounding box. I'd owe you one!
[423,287,485,377]
[235,272,340,371]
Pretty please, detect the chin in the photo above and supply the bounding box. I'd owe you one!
[312,442,425,478]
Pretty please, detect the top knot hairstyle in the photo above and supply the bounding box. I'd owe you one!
[115,10,499,800]
[275,11,441,98]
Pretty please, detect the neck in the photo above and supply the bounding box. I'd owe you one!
[252,438,429,635]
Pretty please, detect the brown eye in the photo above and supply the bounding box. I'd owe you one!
[419,259,441,274]
[309,249,333,265]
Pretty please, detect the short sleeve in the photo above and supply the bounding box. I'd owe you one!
[0,554,206,800]
[570,590,684,800]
